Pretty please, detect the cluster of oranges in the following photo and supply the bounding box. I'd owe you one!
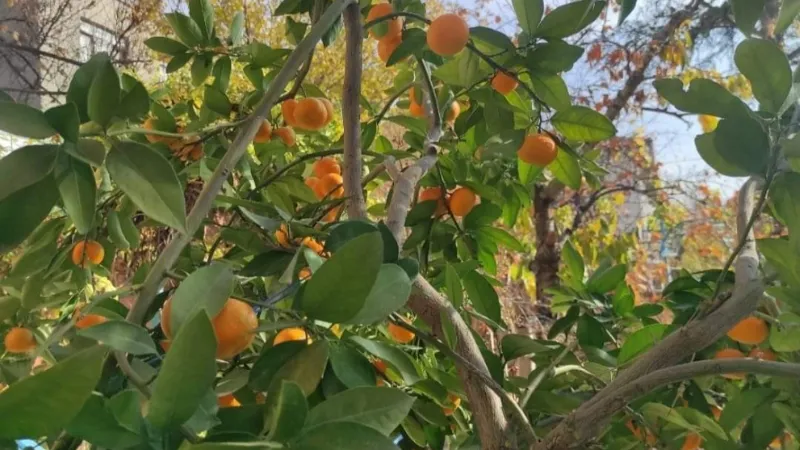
[71,240,105,267]
[143,118,204,162]
[407,87,461,125]
[160,297,258,360]
[713,315,773,380]
[281,97,334,131]
[253,120,296,147]
[418,185,478,218]
[367,4,470,62]
[304,157,345,222]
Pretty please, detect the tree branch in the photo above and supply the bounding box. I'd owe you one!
[342,3,367,219]
[538,176,766,449]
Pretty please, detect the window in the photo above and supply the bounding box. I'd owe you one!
[78,20,117,62]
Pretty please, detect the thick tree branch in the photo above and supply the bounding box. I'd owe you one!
[341,3,367,219]
[538,177,766,450]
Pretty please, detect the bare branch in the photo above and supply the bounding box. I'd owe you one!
[341,3,367,219]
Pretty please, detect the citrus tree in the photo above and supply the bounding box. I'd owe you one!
[1,0,800,449]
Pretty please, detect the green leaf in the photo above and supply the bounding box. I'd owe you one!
[241,251,295,277]
[67,53,109,123]
[147,311,217,428]
[470,27,515,52]
[167,53,192,73]
[653,78,750,118]
[305,387,414,436]
[77,320,157,355]
[759,238,800,287]
[535,0,606,38]
[772,403,800,438]
[66,393,142,449]
[734,38,791,113]
[612,284,635,316]
[528,72,570,111]
[191,54,213,87]
[67,139,106,167]
[433,51,492,88]
[212,56,232,91]
[731,0,765,34]
[463,203,503,230]
[462,271,502,325]
[106,141,187,232]
[107,210,130,249]
[501,334,554,360]
[119,82,150,121]
[347,264,412,325]
[44,103,80,142]
[266,381,307,441]
[587,264,627,294]
[444,264,464,308]
[713,115,770,175]
[513,0,544,34]
[772,172,800,234]
[87,60,120,128]
[145,37,189,55]
[478,227,525,252]
[720,388,777,431]
[561,240,585,287]
[617,324,669,364]
[770,312,800,352]
[551,106,616,142]
[0,346,107,439]
[249,341,307,391]
[329,345,376,388]
[292,422,400,450]
[204,86,232,116]
[0,175,58,253]
[776,0,800,34]
[269,341,329,396]
[168,263,235,335]
[348,337,420,385]
[548,146,581,188]
[577,314,607,348]
[526,40,584,74]
[300,232,383,322]
[694,132,749,177]
[229,12,245,45]
[0,102,58,138]
[55,154,96,234]
[640,403,696,430]
[189,0,214,39]
[165,13,204,46]
[618,0,636,25]
[0,144,58,202]
[677,406,728,441]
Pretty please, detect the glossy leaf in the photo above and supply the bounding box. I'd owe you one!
[776,0,800,34]
[713,115,770,175]
[0,175,59,253]
[165,12,204,46]
[266,381,307,441]
[44,103,80,142]
[77,320,158,355]
[501,334,554,360]
[512,0,544,34]
[147,311,217,428]
[770,312,800,352]
[654,78,750,118]
[144,37,189,55]
[586,264,627,294]
[291,422,400,450]
[188,0,214,39]
[462,271,502,325]
[551,106,616,142]
[548,146,581,188]
[731,0,765,34]
[0,102,57,139]
[269,341,329,396]
[249,341,308,391]
[0,144,58,202]
[0,346,107,439]
[617,324,669,364]
[55,155,96,234]
[305,387,414,436]
[329,345,376,388]
[734,38,791,113]
[618,0,636,25]
[535,0,606,38]
[168,263,235,336]
[349,336,420,385]
[87,60,120,128]
[694,132,749,177]
[528,72,570,111]
[106,141,187,232]
[346,264,412,324]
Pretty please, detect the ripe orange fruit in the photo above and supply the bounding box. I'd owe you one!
[748,347,777,361]
[443,393,461,416]
[323,205,341,223]
[218,393,241,408]
[320,98,335,126]
[366,3,402,40]
[448,187,477,217]
[445,101,460,123]
[301,237,325,254]
[318,173,344,198]
[305,176,320,193]
[419,187,447,215]
[727,316,768,345]
[299,267,312,280]
[72,240,105,267]
[426,14,470,56]
[372,359,388,374]
[294,98,328,130]
[377,35,403,64]
[4,327,35,353]
[409,100,425,117]
[681,433,702,450]
[313,157,342,178]
[518,133,558,166]
[491,71,518,95]
[75,314,107,329]
[273,126,296,147]
[281,99,298,126]
[161,298,257,360]
[275,224,292,248]
[714,348,746,379]
[387,321,415,344]
[274,327,309,346]
[770,433,793,448]
[625,420,657,445]
[143,118,166,143]
[253,120,272,143]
